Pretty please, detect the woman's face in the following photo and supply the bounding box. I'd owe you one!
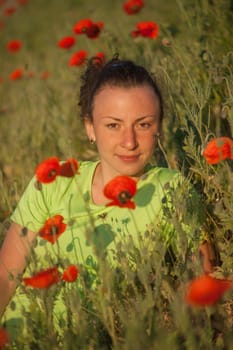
[85,84,161,182]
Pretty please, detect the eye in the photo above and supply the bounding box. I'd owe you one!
[106,123,120,129]
[137,122,151,129]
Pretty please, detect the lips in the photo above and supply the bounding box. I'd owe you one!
[117,154,140,161]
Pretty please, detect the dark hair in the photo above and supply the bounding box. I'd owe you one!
[78,54,163,122]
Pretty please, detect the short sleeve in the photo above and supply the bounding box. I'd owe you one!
[10,177,51,232]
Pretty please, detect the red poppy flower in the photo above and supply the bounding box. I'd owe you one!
[58,36,76,49]
[103,175,137,209]
[85,22,103,39]
[93,52,106,65]
[6,40,22,53]
[185,274,233,307]
[0,327,9,349]
[40,71,50,80]
[23,267,61,288]
[69,50,87,66]
[62,264,79,282]
[131,21,159,39]
[73,18,93,34]
[85,24,100,39]
[0,77,3,84]
[35,157,60,183]
[39,214,67,244]
[123,0,144,15]
[4,7,16,15]
[59,158,79,177]
[203,137,233,165]
[28,71,35,78]
[9,68,23,80]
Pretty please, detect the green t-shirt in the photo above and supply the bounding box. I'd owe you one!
[10,161,200,264]
[3,161,201,337]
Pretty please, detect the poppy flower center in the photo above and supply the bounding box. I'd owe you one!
[117,191,132,204]
[142,28,153,36]
[49,169,58,178]
[50,225,59,235]
[86,25,100,37]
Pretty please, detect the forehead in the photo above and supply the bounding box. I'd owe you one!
[93,84,160,112]
[92,85,160,121]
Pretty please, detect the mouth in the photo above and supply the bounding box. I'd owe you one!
[117,154,140,162]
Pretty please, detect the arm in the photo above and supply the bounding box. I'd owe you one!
[199,240,215,274]
[0,222,36,318]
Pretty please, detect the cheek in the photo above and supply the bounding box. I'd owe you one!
[138,133,156,145]
[94,127,106,142]
[91,125,102,140]
[143,135,158,155]
[95,132,111,151]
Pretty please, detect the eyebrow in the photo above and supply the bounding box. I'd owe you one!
[102,115,157,122]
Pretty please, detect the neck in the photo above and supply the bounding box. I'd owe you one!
[91,163,109,205]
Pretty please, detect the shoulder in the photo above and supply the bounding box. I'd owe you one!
[78,160,98,175]
[140,165,180,187]
[17,160,97,202]
[42,160,97,194]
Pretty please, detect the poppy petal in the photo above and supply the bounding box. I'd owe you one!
[185,274,233,306]
[58,36,76,49]
[85,24,101,39]
[104,175,137,209]
[40,71,50,80]
[23,267,61,288]
[203,137,233,164]
[35,157,60,183]
[62,264,79,282]
[39,215,67,244]
[9,68,23,80]
[59,158,79,177]
[4,7,16,15]
[73,18,93,34]
[69,50,87,66]
[106,199,136,209]
[6,40,22,53]
[132,21,159,39]
[0,327,10,348]
[123,0,144,15]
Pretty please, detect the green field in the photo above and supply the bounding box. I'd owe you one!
[0,0,233,348]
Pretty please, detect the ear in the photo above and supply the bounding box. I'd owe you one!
[84,117,96,142]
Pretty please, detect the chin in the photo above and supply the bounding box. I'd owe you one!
[120,166,145,178]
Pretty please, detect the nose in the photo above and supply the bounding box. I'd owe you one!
[121,126,138,150]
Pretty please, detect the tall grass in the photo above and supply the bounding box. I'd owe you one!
[0,0,233,348]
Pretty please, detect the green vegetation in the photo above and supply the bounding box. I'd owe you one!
[0,0,233,348]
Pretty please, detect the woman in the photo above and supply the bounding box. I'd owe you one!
[0,56,213,340]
